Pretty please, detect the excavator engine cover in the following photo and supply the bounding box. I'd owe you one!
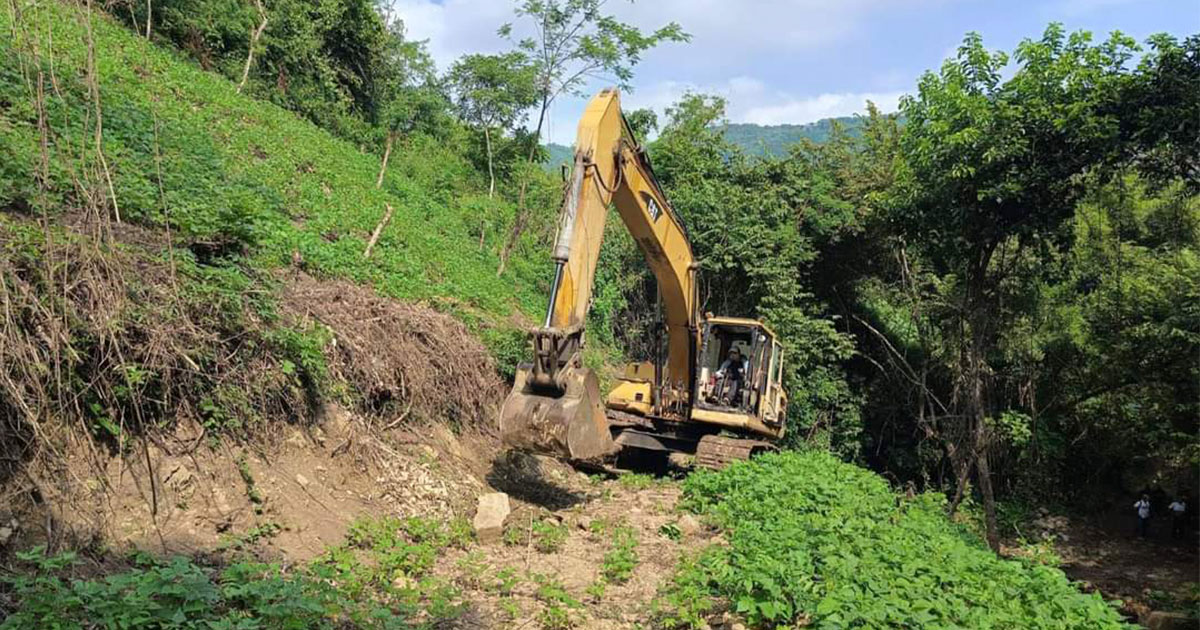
[500,364,616,461]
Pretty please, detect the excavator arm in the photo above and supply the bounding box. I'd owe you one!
[500,89,699,460]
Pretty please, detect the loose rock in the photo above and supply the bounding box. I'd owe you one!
[473,492,511,544]
[0,518,18,546]
[677,514,703,537]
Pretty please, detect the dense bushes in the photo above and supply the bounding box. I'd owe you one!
[115,0,405,143]
[656,451,1132,629]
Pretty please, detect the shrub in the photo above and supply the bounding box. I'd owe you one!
[601,525,639,584]
[532,518,569,553]
[658,451,1134,629]
[0,548,400,630]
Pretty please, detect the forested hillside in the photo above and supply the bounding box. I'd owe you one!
[0,0,1196,627]
[723,117,864,155]
[547,116,866,165]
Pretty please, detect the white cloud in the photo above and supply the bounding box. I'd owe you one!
[389,0,513,70]
[741,91,904,125]
[542,80,904,145]
[388,1,925,143]
[390,0,942,72]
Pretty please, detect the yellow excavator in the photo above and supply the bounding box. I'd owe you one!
[500,89,788,469]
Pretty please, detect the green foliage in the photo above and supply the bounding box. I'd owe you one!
[530,572,581,630]
[531,518,569,553]
[501,0,689,105]
[650,94,865,455]
[448,52,538,134]
[600,524,639,584]
[218,522,282,552]
[616,472,656,491]
[722,117,866,156]
[114,0,439,144]
[0,545,435,630]
[851,26,1199,517]
[656,452,1132,629]
[0,1,549,366]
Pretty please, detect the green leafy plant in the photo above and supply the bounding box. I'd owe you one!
[491,566,521,596]
[531,572,581,630]
[655,452,1134,629]
[218,522,282,552]
[601,524,639,583]
[617,473,656,491]
[532,518,569,553]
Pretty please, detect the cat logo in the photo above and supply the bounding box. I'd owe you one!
[643,194,662,221]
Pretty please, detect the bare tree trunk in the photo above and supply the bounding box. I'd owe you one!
[236,0,267,94]
[967,324,1000,551]
[376,131,393,189]
[976,444,1000,551]
[363,203,394,259]
[145,0,152,39]
[484,125,495,199]
[946,450,974,516]
[497,94,549,276]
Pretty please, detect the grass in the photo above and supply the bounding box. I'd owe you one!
[0,0,550,356]
[654,451,1135,629]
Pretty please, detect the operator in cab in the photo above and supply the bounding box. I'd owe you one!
[715,347,750,406]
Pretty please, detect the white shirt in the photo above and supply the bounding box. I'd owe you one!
[1135,499,1151,519]
[716,358,749,378]
[1169,501,1187,514]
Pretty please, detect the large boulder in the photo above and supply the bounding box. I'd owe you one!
[473,492,511,544]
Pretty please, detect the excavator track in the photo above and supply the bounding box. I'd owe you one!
[694,435,775,470]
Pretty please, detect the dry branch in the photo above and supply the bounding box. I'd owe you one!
[375,132,393,189]
[362,203,393,259]
[236,0,267,94]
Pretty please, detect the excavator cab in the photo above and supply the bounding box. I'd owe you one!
[693,318,787,432]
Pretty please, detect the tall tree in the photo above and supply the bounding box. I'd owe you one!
[495,0,689,274]
[890,26,1142,549]
[448,52,538,198]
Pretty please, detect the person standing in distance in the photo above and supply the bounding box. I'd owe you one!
[1134,494,1152,539]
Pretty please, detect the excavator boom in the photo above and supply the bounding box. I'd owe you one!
[500,89,699,460]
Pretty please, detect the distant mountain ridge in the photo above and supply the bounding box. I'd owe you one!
[543,115,864,167]
[723,117,864,156]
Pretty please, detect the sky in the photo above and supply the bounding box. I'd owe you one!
[391,0,1199,145]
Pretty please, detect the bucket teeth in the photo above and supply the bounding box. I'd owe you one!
[499,365,615,461]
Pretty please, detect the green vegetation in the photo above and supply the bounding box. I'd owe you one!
[1,1,548,317]
[655,451,1132,629]
[599,524,639,584]
[621,26,1198,549]
[530,572,582,630]
[722,117,865,156]
[2,514,474,630]
[531,518,569,553]
[0,0,1196,624]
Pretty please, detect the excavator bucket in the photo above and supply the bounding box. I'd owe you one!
[499,364,616,461]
